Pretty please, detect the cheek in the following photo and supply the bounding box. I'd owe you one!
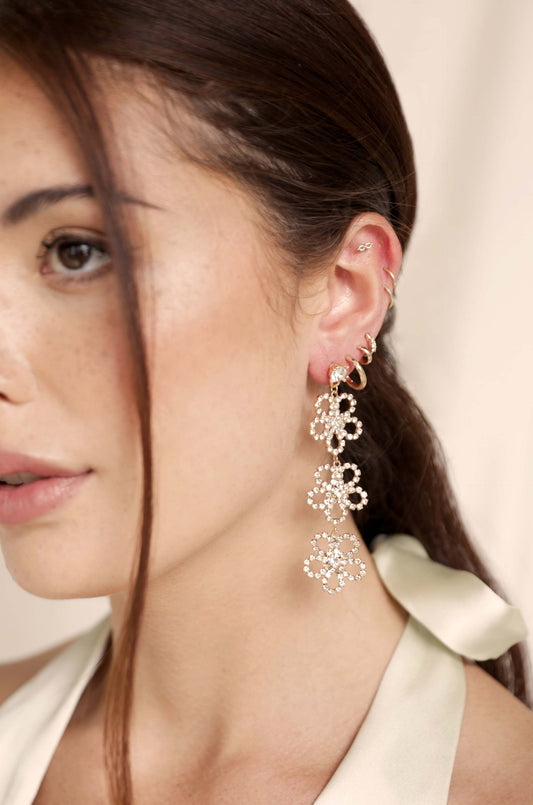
[145,245,301,572]
[0,288,144,599]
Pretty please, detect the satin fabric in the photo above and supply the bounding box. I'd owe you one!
[372,534,528,660]
[0,533,528,805]
[0,615,112,805]
[313,616,466,804]
[313,534,529,803]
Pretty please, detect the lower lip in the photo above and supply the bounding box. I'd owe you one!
[0,471,92,525]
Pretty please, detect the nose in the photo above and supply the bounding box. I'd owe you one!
[0,257,39,403]
[0,340,38,404]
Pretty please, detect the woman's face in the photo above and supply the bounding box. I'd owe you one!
[0,59,326,598]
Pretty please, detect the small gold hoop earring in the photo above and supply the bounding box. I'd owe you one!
[383,267,396,310]
[343,355,367,391]
[357,333,377,365]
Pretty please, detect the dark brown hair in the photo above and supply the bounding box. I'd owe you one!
[1,1,531,802]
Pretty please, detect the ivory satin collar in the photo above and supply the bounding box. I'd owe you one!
[372,534,528,660]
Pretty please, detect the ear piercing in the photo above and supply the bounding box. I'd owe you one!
[302,241,396,594]
[383,268,396,309]
[356,241,396,309]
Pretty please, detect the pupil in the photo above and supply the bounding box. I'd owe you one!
[59,242,90,269]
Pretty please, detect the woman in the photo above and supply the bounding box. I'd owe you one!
[0,1,531,803]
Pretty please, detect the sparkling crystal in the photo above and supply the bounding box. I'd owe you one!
[305,379,370,594]
[329,365,348,384]
[307,461,365,524]
[309,391,362,458]
[304,530,367,593]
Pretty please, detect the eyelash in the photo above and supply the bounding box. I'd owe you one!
[37,231,112,285]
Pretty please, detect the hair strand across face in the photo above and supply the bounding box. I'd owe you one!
[0,2,530,802]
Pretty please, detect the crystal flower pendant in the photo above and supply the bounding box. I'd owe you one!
[303,362,368,594]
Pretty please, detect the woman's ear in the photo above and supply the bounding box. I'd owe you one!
[307,212,403,385]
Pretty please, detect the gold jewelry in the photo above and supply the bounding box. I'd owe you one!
[354,241,397,309]
[354,332,377,365]
[383,267,396,309]
[343,333,377,390]
[303,333,376,594]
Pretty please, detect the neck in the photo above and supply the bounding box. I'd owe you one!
[81,452,409,780]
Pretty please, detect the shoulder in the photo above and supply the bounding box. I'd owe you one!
[448,658,533,804]
[0,635,77,707]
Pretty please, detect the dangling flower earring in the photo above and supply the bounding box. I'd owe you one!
[303,240,393,593]
[303,333,376,593]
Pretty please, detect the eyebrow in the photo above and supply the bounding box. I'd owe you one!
[1,183,163,226]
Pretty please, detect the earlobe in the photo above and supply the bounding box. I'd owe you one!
[308,212,402,386]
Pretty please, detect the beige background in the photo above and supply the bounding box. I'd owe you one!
[1,1,532,666]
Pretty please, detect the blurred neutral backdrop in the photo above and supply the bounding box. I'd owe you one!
[1,0,532,667]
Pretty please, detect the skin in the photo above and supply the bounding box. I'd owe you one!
[5,55,532,804]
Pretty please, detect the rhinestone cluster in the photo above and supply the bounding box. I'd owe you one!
[303,531,366,594]
[309,391,363,457]
[307,461,367,524]
[304,374,368,594]
[329,364,349,384]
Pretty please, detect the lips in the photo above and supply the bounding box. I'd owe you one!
[0,450,90,479]
[0,451,93,524]
[0,471,93,524]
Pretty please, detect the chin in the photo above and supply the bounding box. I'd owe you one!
[2,554,116,600]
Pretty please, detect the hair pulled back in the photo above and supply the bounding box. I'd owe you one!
[1,1,530,802]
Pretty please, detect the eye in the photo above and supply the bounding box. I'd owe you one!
[38,230,112,284]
